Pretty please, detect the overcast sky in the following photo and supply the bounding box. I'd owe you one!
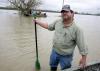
[0,0,100,13]
[40,0,100,12]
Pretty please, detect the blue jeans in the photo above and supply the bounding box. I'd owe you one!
[50,49,73,70]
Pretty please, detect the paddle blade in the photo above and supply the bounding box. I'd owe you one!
[35,59,41,70]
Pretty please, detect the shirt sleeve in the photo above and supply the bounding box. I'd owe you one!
[76,27,88,55]
[48,20,57,31]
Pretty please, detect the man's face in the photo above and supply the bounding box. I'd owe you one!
[61,10,72,20]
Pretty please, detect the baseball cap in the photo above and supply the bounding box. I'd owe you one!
[61,5,72,12]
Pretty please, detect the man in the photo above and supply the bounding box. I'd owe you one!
[33,4,88,71]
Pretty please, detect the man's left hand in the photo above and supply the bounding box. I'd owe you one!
[79,55,87,69]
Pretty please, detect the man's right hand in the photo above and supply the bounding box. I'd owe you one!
[33,19,37,24]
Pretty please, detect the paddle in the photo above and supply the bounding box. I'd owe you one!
[33,15,41,70]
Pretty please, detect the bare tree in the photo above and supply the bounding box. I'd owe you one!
[8,0,42,16]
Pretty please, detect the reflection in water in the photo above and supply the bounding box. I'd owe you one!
[0,10,100,71]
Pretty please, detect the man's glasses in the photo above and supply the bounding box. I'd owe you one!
[61,10,70,13]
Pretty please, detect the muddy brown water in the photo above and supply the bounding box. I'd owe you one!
[0,10,100,71]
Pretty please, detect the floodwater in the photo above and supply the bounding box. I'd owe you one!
[0,10,100,71]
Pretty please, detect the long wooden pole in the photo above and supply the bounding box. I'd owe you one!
[34,16,41,70]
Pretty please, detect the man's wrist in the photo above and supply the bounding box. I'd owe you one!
[82,55,87,60]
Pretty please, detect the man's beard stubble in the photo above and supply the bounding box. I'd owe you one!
[62,16,72,21]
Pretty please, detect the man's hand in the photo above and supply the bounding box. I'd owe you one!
[79,55,87,69]
[33,19,37,24]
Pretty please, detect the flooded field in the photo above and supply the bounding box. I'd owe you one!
[0,10,100,71]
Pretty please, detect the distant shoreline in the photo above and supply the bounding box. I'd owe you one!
[0,6,100,16]
[0,6,60,13]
